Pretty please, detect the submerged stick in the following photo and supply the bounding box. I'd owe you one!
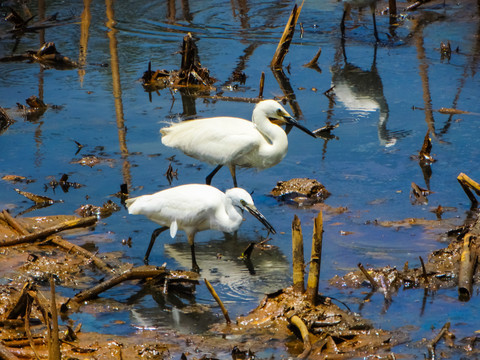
[289,315,311,359]
[0,216,97,247]
[271,1,304,69]
[358,263,379,290]
[458,234,476,301]
[292,215,305,293]
[204,278,231,325]
[306,212,323,305]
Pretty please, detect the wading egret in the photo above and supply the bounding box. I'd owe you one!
[125,184,275,272]
[160,100,316,187]
[341,0,379,42]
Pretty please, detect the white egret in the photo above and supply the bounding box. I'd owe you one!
[341,0,379,42]
[160,100,316,187]
[125,184,275,272]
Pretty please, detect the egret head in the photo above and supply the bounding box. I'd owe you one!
[256,100,316,138]
[226,188,276,234]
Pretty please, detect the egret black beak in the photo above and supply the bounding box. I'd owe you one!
[285,116,317,138]
[242,201,276,234]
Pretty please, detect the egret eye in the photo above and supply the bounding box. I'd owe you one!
[240,199,247,206]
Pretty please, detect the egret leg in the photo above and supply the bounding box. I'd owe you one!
[188,234,200,273]
[144,226,168,264]
[228,165,238,188]
[371,4,379,42]
[206,165,223,185]
[340,3,350,39]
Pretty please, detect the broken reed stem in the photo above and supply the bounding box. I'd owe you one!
[303,47,322,67]
[258,71,265,98]
[48,277,61,360]
[292,215,305,293]
[358,263,379,290]
[0,216,97,247]
[2,210,29,235]
[204,278,231,325]
[289,315,311,359]
[270,0,304,69]
[458,234,476,301]
[306,212,323,305]
[419,256,429,286]
[457,172,480,207]
[427,322,450,359]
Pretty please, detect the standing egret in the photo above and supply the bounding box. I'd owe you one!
[160,100,316,187]
[125,184,275,272]
[341,0,380,42]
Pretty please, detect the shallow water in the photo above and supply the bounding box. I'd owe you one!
[1,0,480,356]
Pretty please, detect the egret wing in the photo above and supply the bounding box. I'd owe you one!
[161,117,262,166]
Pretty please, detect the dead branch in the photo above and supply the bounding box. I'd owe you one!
[66,266,198,306]
[0,216,97,247]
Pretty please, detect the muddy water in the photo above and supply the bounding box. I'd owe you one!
[1,0,480,356]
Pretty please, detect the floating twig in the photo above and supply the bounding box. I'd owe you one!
[292,215,305,293]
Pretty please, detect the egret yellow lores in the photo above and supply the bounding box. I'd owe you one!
[125,184,275,272]
[160,100,316,187]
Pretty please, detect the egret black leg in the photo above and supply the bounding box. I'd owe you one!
[206,165,223,185]
[371,4,379,42]
[144,226,168,264]
[188,234,200,273]
[341,8,347,39]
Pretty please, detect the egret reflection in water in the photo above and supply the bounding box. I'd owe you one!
[331,44,410,146]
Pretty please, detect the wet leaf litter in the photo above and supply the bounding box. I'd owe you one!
[1,0,480,359]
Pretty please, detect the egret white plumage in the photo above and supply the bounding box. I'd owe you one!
[125,184,275,272]
[341,0,380,42]
[160,100,316,187]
